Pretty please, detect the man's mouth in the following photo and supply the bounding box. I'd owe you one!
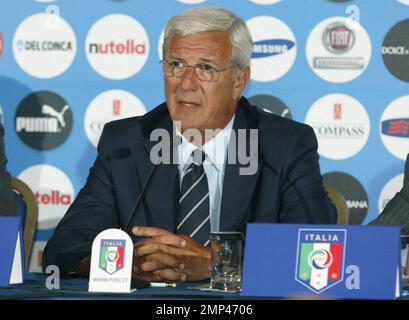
[176,100,201,108]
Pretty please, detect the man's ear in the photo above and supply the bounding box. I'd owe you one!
[233,67,250,100]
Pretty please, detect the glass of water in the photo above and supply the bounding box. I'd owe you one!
[209,231,244,292]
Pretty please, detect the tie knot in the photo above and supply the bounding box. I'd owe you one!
[191,149,206,166]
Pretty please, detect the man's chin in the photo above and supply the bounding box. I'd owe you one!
[179,123,205,133]
[171,117,205,132]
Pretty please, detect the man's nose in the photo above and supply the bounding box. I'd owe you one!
[179,66,199,91]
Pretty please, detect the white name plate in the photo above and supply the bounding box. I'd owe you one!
[89,228,134,293]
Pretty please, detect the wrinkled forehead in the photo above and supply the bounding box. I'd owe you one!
[166,31,233,60]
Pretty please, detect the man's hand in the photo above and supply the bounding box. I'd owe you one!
[132,226,211,282]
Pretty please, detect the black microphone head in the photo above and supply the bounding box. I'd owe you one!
[108,148,131,161]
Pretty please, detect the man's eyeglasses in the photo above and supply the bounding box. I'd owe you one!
[161,59,235,82]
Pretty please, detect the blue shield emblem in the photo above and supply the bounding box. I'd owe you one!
[295,228,347,294]
[99,239,125,275]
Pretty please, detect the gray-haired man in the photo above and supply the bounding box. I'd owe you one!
[44,7,336,283]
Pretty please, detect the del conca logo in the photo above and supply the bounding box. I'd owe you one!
[13,13,77,78]
[16,40,73,51]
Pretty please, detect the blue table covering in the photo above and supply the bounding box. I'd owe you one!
[0,273,244,300]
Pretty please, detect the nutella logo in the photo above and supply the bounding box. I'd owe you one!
[18,164,75,230]
[35,190,72,205]
[88,40,146,55]
[85,14,150,79]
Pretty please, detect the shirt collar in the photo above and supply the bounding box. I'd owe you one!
[175,114,235,171]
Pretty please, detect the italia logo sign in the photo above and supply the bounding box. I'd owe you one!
[295,229,347,293]
[99,239,125,275]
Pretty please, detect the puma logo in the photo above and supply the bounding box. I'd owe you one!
[42,105,69,128]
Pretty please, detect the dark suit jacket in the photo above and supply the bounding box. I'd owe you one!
[43,98,336,276]
[0,123,15,216]
[369,154,409,235]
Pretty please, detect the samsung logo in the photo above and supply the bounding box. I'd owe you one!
[252,39,295,58]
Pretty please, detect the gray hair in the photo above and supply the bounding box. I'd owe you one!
[162,7,252,77]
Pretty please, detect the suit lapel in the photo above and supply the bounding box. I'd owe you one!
[220,99,262,231]
[134,105,180,232]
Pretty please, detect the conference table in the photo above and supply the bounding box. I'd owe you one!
[1,273,408,300]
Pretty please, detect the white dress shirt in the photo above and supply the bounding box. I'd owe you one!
[175,115,235,232]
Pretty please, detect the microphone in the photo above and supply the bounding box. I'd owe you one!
[123,163,158,233]
[108,146,168,288]
[106,147,159,233]
[122,138,174,233]
[120,141,174,289]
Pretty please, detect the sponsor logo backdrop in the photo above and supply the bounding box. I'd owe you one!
[0,0,407,272]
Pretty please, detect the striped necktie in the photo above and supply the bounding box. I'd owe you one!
[177,149,210,245]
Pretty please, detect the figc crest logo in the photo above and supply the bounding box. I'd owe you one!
[295,229,347,294]
[99,239,125,275]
